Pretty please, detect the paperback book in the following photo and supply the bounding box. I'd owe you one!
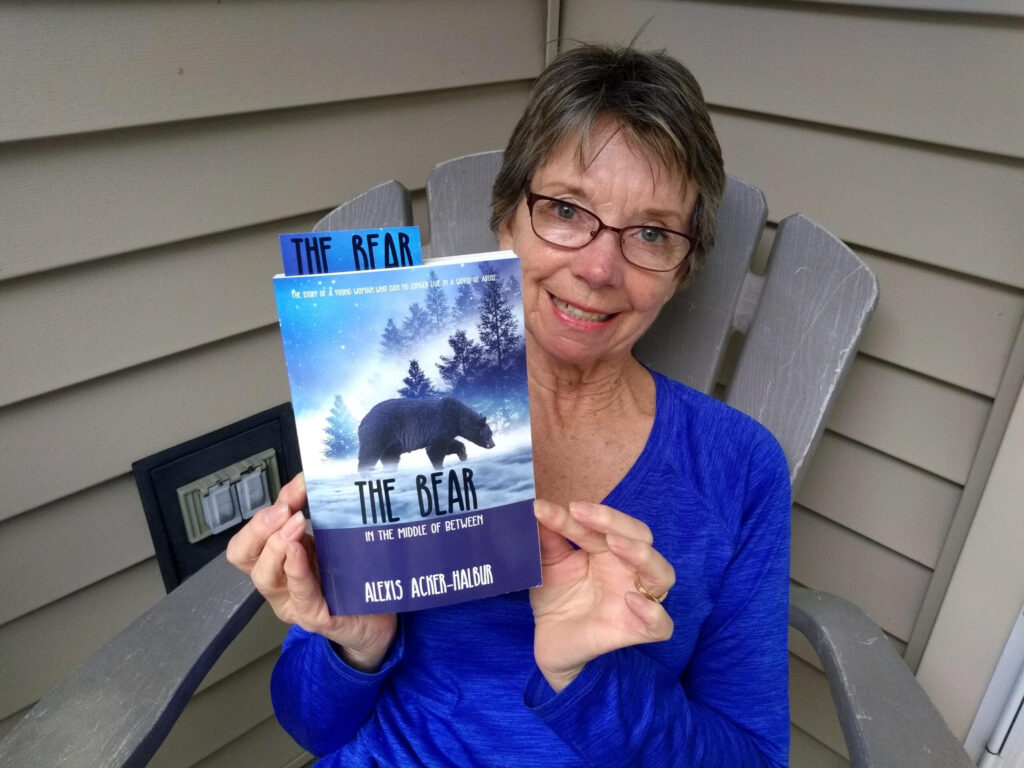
[273,236,540,615]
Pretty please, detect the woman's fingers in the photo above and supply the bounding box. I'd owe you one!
[568,501,653,545]
[226,502,289,573]
[606,531,676,598]
[283,539,330,625]
[533,500,580,563]
[531,498,678,688]
[624,590,675,642]
[248,512,307,597]
[225,473,307,574]
[277,473,307,512]
[534,499,623,554]
[568,501,675,599]
[535,498,672,588]
[534,497,675,612]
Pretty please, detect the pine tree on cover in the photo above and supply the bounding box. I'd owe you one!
[398,359,437,399]
[323,395,359,459]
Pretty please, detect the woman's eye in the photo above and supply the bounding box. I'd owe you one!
[639,227,665,244]
[554,202,577,220]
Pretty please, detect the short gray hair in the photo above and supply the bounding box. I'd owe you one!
[491,44,725,277]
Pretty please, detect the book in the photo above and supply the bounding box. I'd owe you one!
[273,237,540,614]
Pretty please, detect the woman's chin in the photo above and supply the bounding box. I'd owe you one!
[526,329,632,373]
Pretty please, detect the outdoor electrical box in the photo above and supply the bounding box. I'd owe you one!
[177,447,280,542]
[133,404,302,592]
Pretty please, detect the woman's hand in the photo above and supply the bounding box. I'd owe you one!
[530,499,676,692]
[226,473,397,672]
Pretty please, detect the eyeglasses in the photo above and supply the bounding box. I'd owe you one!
[526,192,696,272]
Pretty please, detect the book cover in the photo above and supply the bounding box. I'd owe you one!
[273,248,540,614]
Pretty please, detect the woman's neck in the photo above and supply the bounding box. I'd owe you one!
[525,336,658,505]
[525,336,654,426]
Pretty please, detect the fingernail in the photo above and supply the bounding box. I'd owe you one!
[263,503,288,525]
[568,501,587,517]
[282,511,306,536]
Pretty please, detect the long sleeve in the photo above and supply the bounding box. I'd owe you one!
[270,624,405,757]
[524,647,783,767]
[524,376,791,767]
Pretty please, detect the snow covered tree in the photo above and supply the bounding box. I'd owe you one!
[379,317,406,358]
[477,276,520,369]
[437,329,485,396]
[323,395,359,459]
[424,270,450,332]
[401,302,431,346]
[450,282,478,325]
[398,359,437,399]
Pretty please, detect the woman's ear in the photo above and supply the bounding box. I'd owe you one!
[673,256,695,293]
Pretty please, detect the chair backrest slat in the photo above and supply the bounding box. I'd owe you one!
[635,176,767,393]
[726,213,878,491]
[314,180,412,233]
[426,151,503,258]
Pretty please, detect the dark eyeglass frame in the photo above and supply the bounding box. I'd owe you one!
[525,192,697,273]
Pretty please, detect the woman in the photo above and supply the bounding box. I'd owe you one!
[228,44,790,766]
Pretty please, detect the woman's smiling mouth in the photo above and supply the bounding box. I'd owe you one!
[549,293,615,323]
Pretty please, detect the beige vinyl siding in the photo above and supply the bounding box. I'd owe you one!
[2,561,164,720]
[559,1,1024,159]
[0,82,530,404]
[792,505,932,641]
[0,1,548,764]
[0,0,546,141]
[1,82,533,281]
[856,251,1023,398]
[1,328,292,516]
[0,476,154,624]
[791,723,850,768]
[189,717,313,768]
[790,654,849,755]
[827,357,991,485]
[797,433,961,570]
[562,1,1023,764]
[792,0,1024,15]
[146,652,280,768]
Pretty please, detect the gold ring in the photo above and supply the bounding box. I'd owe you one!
[634,575,667,604]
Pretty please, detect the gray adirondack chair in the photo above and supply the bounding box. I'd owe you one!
[0,152,974,768]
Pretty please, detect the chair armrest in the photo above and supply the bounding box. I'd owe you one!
[789,586,973,768]
[0,554,263,768]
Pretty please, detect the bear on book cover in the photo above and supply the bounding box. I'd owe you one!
[356,396,495,472]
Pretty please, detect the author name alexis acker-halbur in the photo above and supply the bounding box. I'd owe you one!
[365,561,496,603]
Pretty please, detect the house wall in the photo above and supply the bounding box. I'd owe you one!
[0,2,547,766]
[559,1,1023,763]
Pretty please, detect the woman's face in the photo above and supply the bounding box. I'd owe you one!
[498,121,697,372]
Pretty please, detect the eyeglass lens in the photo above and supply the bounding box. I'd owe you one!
[529,196,690,272]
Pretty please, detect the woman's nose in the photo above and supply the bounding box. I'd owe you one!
[569,229,624,288]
